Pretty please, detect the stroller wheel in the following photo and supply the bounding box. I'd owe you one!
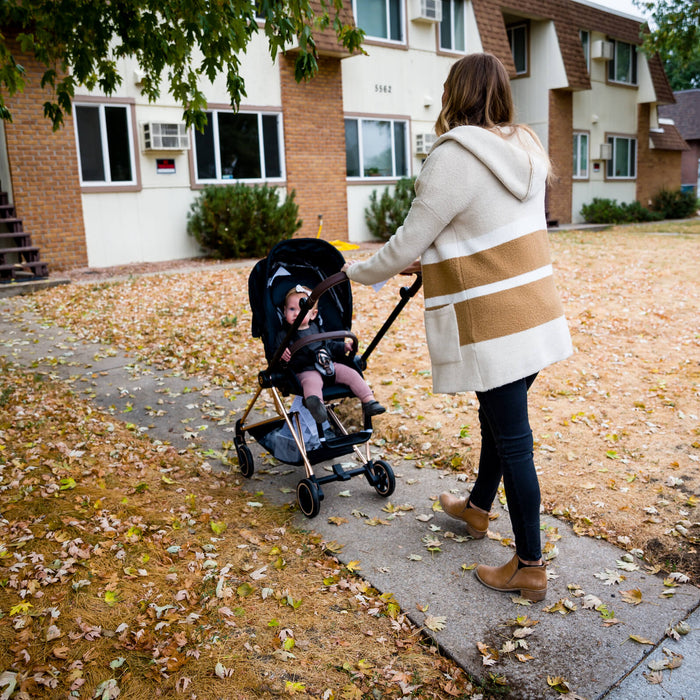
[297,478,321,518]
[236,443,254,478]
[370,459,396,498]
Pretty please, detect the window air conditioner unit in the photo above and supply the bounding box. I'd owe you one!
[415,133,437,155]
[592,40,614,61]
[599,143,612,160]
[412,0,442,23]
[142,122,189,151]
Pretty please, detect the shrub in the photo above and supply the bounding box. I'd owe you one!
[580,198,623,224]
[365,177,417,241]
[650,188,698,220]
[621,200,663,222]
[580,197,661,224]
[187,184,302,259]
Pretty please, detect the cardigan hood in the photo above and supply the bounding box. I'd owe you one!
[432,125,548,202]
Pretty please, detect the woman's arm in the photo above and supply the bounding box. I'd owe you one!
[344,142,470,286]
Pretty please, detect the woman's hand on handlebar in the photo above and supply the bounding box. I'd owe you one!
[400,260,421,275]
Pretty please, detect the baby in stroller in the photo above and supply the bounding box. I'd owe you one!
[277,284,386,424]
[235,237,422,517]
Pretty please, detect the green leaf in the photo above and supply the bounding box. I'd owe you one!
[59,477,76,490]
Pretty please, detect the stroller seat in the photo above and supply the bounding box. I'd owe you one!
[234,238,422,517]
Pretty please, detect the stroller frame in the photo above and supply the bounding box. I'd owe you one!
[234,239,422,518]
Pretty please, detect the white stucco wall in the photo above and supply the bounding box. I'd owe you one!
[0,122,13,204]
[82,189,201,268]
[342,6,481,241]
[509,20,567,151]
[570,31,641,222]
[75,34,281,267]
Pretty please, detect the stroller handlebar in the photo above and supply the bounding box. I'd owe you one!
[305,270,348,307]
[287,330,358,359]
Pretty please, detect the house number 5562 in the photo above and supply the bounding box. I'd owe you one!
[375,84,392,94]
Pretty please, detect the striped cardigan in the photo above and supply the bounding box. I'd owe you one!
[346,124,572,393]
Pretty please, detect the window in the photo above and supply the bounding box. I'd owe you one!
[253,0,265,20]
[507,23,528,75]
[580,30,590,73]
[440,0,466,53]
[608,40,637,85]
[606,136,636,179]
[74,103,136,186]
[193,110,283,182]
[345,118,409,178]
[573,132,589,179]
[354,0,404,42]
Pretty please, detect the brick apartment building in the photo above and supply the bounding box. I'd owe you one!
[0,0,687,272]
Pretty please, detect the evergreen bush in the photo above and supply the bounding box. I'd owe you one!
[187,184,302,259]
[580,197,661,224]
[650,188,698,220]
[365,177,417,241]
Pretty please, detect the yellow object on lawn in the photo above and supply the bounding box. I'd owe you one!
[315,214,359,251]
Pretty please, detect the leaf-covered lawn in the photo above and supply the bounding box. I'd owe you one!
[1,221,698,697]
[0,360,479,699]
[31,226,700,575]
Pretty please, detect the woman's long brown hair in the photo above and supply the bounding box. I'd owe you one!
[435,53,514,136]
[434,52,552,179]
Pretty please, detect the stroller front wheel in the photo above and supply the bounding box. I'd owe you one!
[370,459,396,498]
[236,443,254,478]
[297,478,321,518]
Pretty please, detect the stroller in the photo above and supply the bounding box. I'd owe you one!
[234,238,422,518]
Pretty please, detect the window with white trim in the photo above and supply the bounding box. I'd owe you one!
[345,118,409,178]
[193,110,283,182]
[74,103,136,186]
[608,40,637,85]
[507,23,528,75]
[580,30,590,73]
[440,0,467,53]
[606,136,636,179]
[573,132,589,179]
[354,0,404,42]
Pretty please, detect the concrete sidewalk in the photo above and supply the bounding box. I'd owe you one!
[1,297,698,700]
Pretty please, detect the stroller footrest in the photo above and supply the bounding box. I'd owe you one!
[321,431,370,451]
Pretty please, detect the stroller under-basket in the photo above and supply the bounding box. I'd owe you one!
[234,238,422,518]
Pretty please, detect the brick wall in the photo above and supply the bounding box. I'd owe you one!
[547,90,573,225]
[681,142,699,190]
[636,104,682,207]
[279,55,348,241]
[3,39,87,271]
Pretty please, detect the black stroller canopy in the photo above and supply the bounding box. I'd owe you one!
[249,238,352,362]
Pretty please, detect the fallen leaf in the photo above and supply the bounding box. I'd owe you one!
[547,676,571,693]
[424,615,446,631]
[621,588,643,605]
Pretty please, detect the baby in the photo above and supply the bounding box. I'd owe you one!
[278,285,385,424]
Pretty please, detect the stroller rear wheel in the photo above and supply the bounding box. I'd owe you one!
[236,443,254,478]
[297,478,321,518]
[369,459,396,497]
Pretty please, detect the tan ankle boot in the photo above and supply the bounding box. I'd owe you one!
[438,493,489,539]
[475,554,547,602]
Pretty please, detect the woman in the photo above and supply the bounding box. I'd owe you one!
[342,53,572,602]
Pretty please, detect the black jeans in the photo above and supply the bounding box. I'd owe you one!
[470,373,541,562]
